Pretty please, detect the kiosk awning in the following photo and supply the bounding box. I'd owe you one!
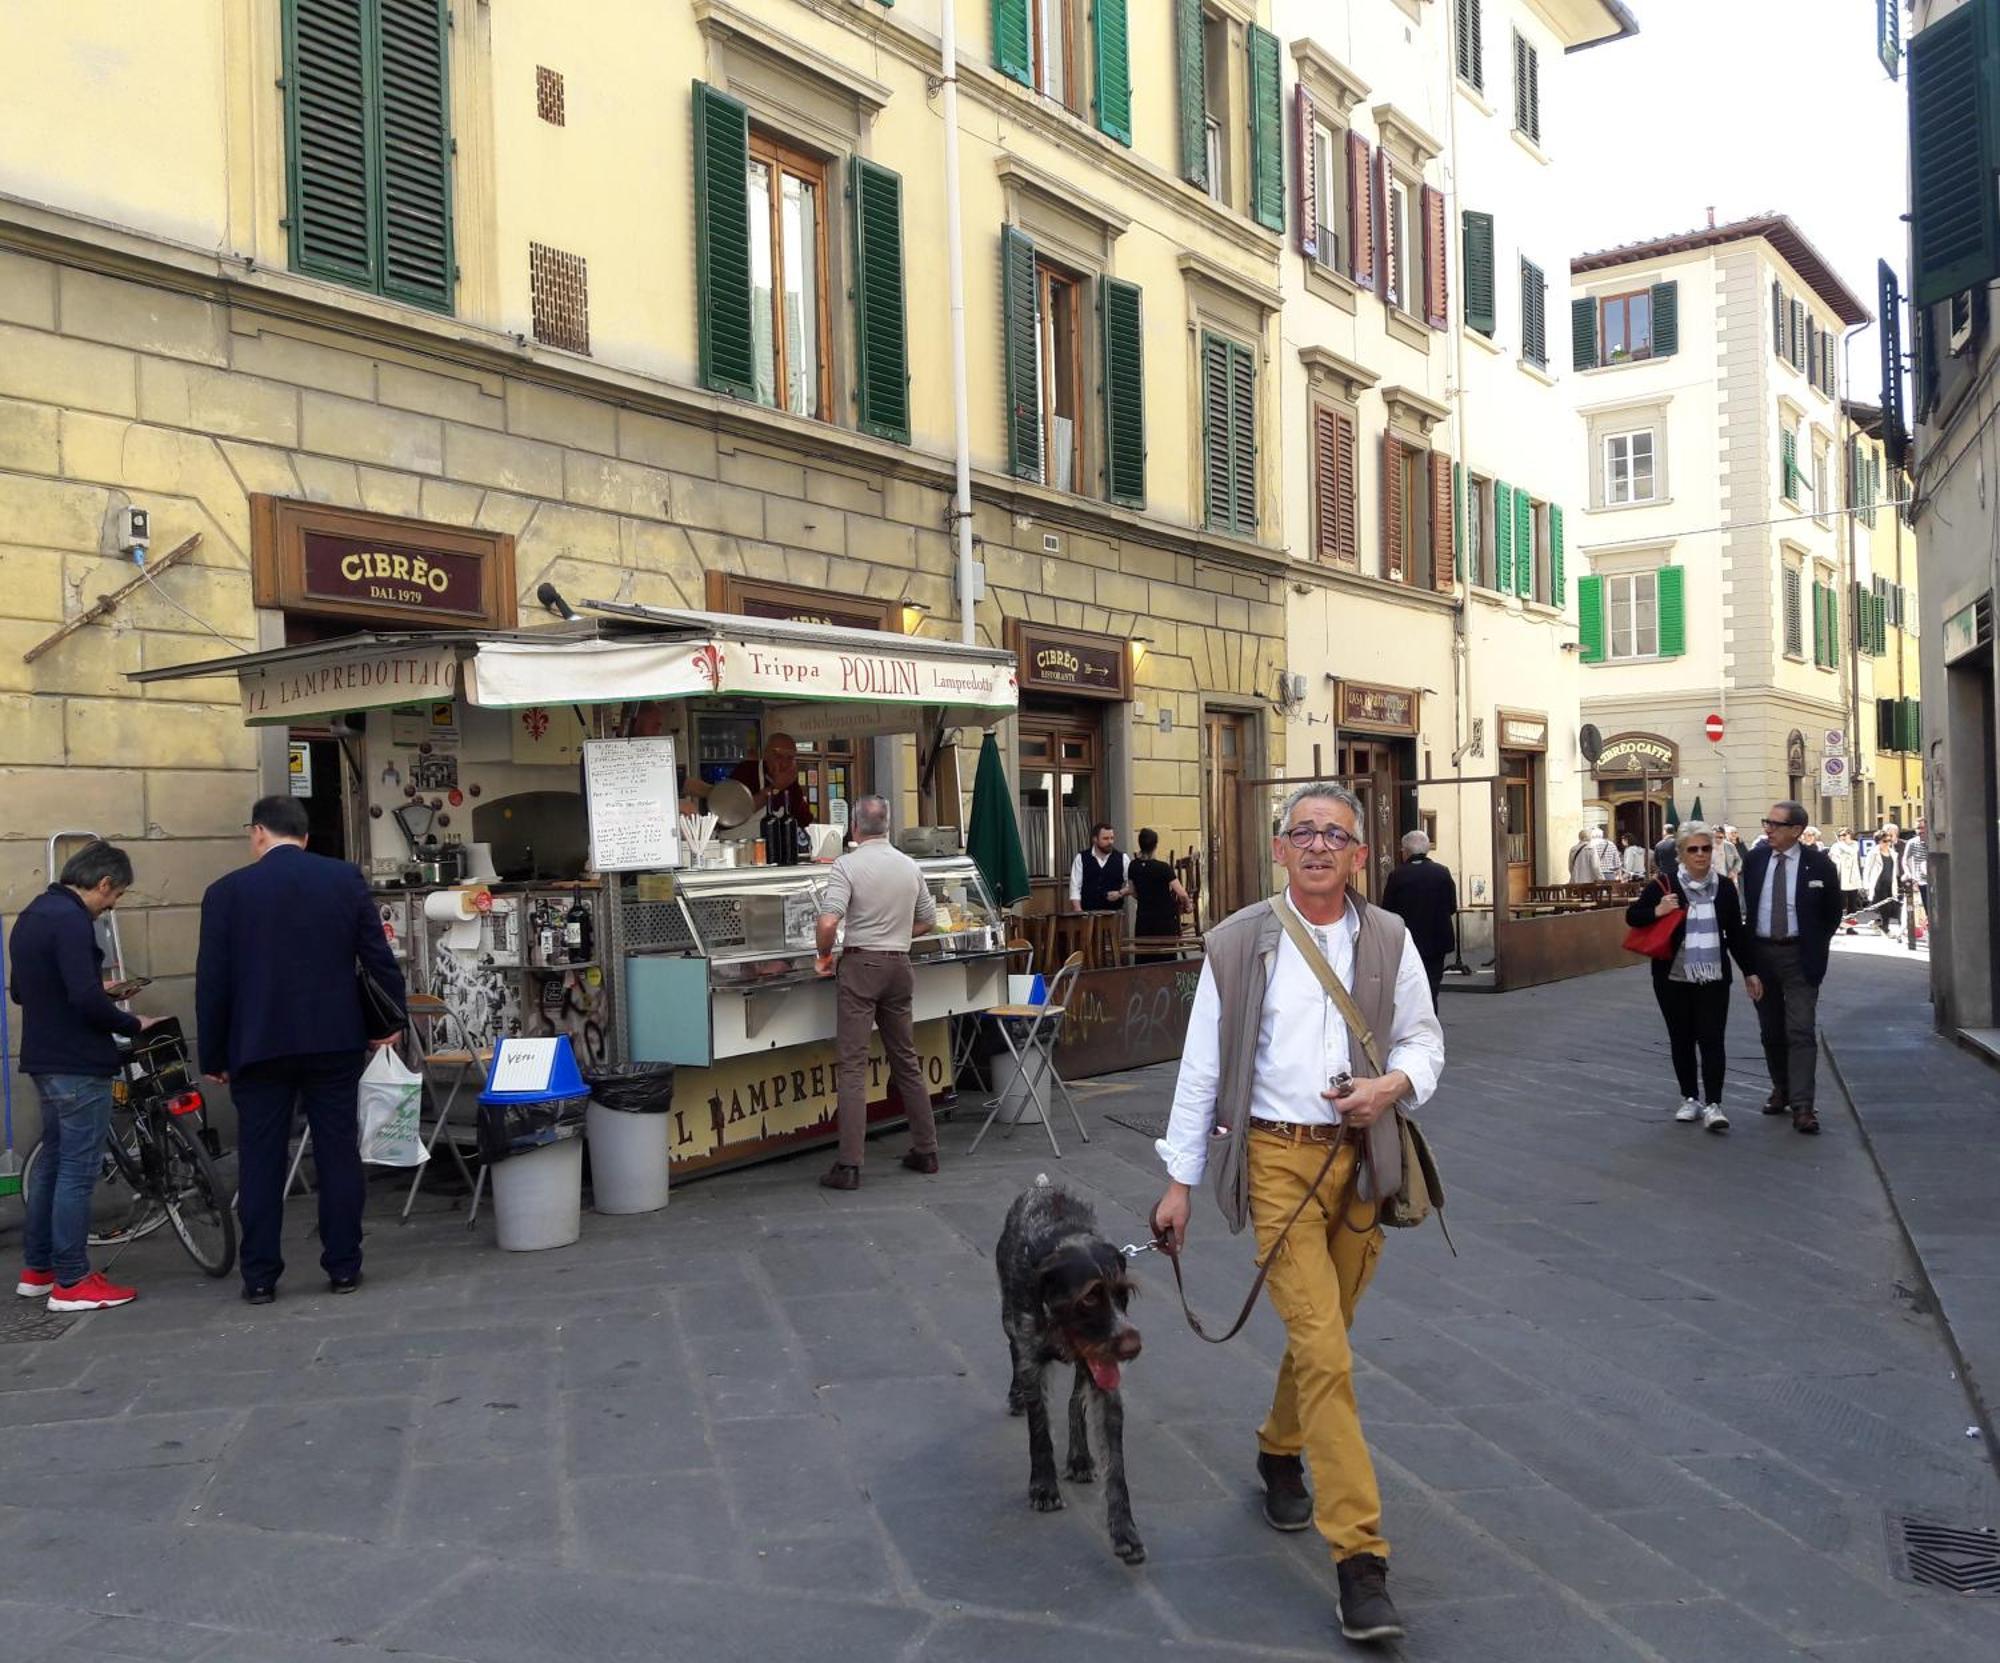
[128,603,1019,731]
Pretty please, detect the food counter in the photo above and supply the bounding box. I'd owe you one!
[612,857,1007,1177]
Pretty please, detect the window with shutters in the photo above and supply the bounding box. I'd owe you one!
[1379,436,1435,588]
[1519,258,1548,370]
[1310,116,1346,272]
[1036,262,1085,493]
[1031,0,1079,112]
[1778,407,1803,506]
[1524,497,1549,604]
[1203,10,1230,206]
[1604,430,1655,505]
[1001,226,1134,502]
[1310,401,1359,566]
[1201,330,1257,536]
[1384,178,1409,312]
[745,132,832,420]
[1782,563,1804,658]
[282,0,456,313]
[1464,473,1489,587]
[1606,571,1659,660]
[1909,0,2000,307]
[1811,433,1830,525]
[1455,0,1484,92]
[1512,30,1541,145]
[1599,290,1652,363]
[1462,210,1495,337]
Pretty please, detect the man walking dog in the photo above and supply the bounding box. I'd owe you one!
[1152,783,1444,1643]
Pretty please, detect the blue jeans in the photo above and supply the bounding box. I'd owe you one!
[24,1074,115,1286]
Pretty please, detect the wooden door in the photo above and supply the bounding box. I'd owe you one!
[1206,711,1247,919]
[1338,740,1399,894]
[1501,751,1539,904]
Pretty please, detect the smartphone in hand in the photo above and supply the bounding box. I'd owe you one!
[105,977,152,1000]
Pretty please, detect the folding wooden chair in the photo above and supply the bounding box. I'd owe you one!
[968,952,1087,1157]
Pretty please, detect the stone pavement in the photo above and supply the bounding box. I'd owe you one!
[3,963,1999,1662]
[1819,941,2000,1457]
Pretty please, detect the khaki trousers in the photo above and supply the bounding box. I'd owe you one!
[834,949,935,1167]
[1249,1129,1388,1562]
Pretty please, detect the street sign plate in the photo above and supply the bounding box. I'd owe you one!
[1704,713,1725,742]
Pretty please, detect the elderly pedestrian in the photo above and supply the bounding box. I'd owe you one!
[1716,827,1745,880]
[1569,828,1601,885]
[198,797,405,1303]
[1620,833,1650,881]
[1380,830,1457,1011]
[1831,828,1864,925]
[1860,827,1903,935]
[1152,783,1444,1644]
[11,840,163,1312]
[813,795,938,1189]
[1740,801,1844,1134]
[1904,818,1931,923]
[1625,823,1761,1132]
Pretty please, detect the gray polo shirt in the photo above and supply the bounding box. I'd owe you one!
[820,838,936,952]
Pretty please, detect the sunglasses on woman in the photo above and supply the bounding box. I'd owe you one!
[1683,843,1713,854]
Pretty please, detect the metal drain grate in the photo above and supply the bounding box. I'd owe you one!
[1886,1510,2000,1595]
[1103,1111,1172,1139]
[0,1304,77,1345]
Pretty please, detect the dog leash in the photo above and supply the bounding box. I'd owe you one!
[1138,1133,1368,1345]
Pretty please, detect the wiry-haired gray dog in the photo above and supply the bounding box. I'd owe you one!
[996,1177,1145,1564]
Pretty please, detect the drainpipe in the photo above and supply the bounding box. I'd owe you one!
[1842,323,1873,824]
[939,0,977,646]
[1442,0,1475,905]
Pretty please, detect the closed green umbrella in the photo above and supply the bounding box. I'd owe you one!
[1665,796,1682,829]
[966,732,1030,907]
[1690,795,1705,823]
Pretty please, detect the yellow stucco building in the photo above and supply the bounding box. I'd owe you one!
[1845,403,1923,832]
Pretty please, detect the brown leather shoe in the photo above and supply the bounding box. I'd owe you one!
[1791,1106,1821,1135]
[1761,1091,1789,1116]
[900,1150,939,1175]
[818,1163,862,1190]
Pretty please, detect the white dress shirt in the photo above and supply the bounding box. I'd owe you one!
[1069,848,1125,906]
[1156,890,1445,1186]
[1755,846,1804,937]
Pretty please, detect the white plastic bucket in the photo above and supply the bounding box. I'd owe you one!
[490,1136,583,1250]
[989,1046,1052,1126]
[585,1100,671,1215]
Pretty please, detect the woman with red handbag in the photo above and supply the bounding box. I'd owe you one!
[1624,823,1763,1133]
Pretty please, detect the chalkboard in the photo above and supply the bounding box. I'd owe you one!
[582,738,679,871]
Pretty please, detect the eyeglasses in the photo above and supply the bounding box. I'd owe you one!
[1683,844,1713,854]
[1760,817,1804,830]
[1285,823,1358,851]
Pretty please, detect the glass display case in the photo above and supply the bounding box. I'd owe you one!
[617,858,1009,1066]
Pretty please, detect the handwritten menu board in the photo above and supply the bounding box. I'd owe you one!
[582,738,679,872]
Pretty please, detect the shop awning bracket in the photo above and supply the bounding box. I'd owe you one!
[23,534,201,665]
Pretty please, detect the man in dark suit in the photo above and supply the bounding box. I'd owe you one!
[1379,831,1457,1012]
[1737,800,1843,1135]
[198,796,405,1302]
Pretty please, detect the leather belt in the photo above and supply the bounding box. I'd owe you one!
[1248,1115,1346,1146]
[1761,936,1800,945]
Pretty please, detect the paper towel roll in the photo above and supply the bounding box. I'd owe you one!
[423,887,483,951]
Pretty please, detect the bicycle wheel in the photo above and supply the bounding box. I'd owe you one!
[157,1115,236,1278]
[18,1133,169,1247]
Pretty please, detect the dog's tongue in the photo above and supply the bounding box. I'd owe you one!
[1088,1357,1121,1392]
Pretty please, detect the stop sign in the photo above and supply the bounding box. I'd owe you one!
[1704,712,1726,743]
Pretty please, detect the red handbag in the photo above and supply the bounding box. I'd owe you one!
[1622,907,1682,960]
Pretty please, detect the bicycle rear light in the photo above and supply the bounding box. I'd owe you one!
[167,1090,205,1117]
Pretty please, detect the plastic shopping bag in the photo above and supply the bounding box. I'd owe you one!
[358,1045,429,1167]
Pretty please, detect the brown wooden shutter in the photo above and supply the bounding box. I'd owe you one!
[1382,432,1406,581]
[1334,408,1359,563]
[1430,450,1455,591]
[1373,146,1392,298]
[1313,406,1360,564]
[1348,132,1376,291]
[1297,87,1318,260]
[1423,184,1449,330]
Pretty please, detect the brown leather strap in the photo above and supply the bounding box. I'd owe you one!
[1150,1132,1374,1344]
[1266,896,1385,1075]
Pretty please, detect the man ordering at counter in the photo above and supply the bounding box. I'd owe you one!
[812,795,938,1190]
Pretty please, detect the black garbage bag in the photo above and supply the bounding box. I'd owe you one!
[477,1092,588,1164]
[583,1063,676,1114]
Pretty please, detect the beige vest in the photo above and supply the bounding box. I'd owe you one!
[1202,892,1410,1235]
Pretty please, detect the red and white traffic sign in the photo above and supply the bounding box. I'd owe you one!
[1703,713,1726,743]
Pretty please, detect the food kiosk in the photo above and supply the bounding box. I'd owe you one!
[132,603,1019,1181]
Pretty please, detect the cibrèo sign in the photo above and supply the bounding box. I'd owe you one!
[1593,732,1679,776]
[251,495,517,630]
[1009,621,1131,701]
[302,530,486,617]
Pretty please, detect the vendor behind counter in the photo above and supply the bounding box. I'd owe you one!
[693,731,813,825]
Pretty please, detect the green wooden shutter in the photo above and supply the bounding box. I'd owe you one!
[1176,0,1207,189]
[1452,462,1466,579]
[1248,25,1284,231]
[1657,564,1686,657]
[1093,0,1133,146]
[1002,225,1040,480]
[1827,587,1840,667]
[1513,489,1533,596]
[1201,332,1230,531]
[851,158,909,443]
[1650,281,1678,357]
[1549,503,1565,609]
[1910,1,2000,306]
[1577,574,1605,662]
[993,0,1031,87]
[1492,480,1513,590]
[1463,210,1495,335]
[1101,277,1145,507]
[1780,425,1797,499]
[1227,338,1257,533]
[1456,0,1484,91]
[375,0,454,310]
[1571,295,1597,370]
[693,81,756,400]
[285,0,378,290]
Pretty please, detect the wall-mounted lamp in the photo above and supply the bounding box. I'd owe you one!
[1129,634,1155,663]
[900,599,933,634]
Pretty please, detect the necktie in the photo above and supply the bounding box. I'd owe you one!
[1771,852,1788,938]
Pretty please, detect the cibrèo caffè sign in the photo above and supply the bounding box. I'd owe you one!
[252,496,517,629]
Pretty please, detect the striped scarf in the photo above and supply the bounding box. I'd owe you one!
[1673,866,1724,983]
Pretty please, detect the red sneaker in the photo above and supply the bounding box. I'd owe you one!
[48,1272,137,1312]
[15,1268,55,1298]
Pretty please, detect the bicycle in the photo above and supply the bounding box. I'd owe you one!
[20,1017,236,1278]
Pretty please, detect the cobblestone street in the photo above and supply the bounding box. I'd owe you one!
[3,958,1997,1662]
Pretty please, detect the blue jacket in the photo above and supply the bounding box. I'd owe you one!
[1739,841,1844,985]
[8,885,145,1077]
[195,845,406,1077]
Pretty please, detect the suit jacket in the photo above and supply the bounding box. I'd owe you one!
[1379,856,1457,964]
[1738,842,1843,985]
[195,845,406,1076]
